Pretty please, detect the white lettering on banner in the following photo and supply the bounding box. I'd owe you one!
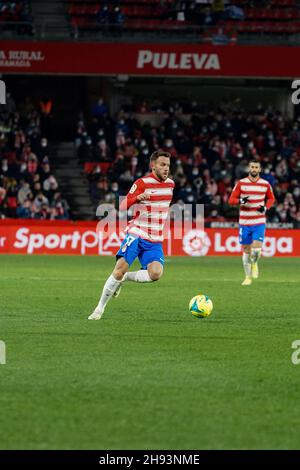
[137,50,220,71]
[0,49,45,68]
[262,237,293,257]
[215,233,241,253]
[183,231,293,257]
[103,232,123,251]
[277,237,293,254]
[226,236,241,253]
[13,227,126,255]
[9,227,296,256]
[14,227,84,254]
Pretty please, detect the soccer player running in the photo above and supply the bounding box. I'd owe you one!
[88,151,174,320]
[229,160,275,286]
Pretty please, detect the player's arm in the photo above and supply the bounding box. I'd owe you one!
[265,184,275,209]
[119,179,149,211]
[228,181,248,205]
[257,184,275,213]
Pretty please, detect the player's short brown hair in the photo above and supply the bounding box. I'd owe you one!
[249,159,261,166]
[150,150,171,162]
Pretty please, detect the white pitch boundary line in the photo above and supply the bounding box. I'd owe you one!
[0,277,298,283]
[0,277,107,282]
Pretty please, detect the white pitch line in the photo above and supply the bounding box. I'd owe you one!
[0,277,298,284]
[0,277,107,282]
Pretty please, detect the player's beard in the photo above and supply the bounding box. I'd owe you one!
[155,169,169,181]
[250,171,259,179]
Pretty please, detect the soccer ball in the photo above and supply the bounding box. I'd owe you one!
[189,294,213,318]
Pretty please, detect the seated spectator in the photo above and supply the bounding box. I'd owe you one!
[16,198,32,218]
[17,180,32,204]
[110,5,125,35]
[91,97,109,119]
[95,139,112,162]
[96,3,110,30]
[50,191,69,219]
[33,191,49,211]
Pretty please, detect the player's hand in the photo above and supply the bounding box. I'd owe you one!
[137,192,151,202]
[257,205,266,213]
[240,196,249,205]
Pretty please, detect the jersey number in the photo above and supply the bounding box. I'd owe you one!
[121,235,136,252]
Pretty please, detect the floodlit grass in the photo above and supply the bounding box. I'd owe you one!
[0,254,300,449]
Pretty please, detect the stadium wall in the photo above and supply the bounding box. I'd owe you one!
[0,220,299,257]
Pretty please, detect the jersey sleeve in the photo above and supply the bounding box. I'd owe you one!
[228,181,241,205]
[265,183,275,209]
[119,178,145,211]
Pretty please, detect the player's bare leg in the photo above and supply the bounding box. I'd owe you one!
[241,244,252,286]
[123,261,163,283]
[88,258,129,320]
[251,240,262,279]
[112,258,128,298]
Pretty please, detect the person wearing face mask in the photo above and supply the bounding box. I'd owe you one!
[17,180,32,204]
[229,159,275,286]
[37,137,51,162]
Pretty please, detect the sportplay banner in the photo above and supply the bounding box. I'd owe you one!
[1,41,300,77]
[0,220,299,257]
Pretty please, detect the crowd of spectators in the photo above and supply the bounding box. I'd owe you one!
[0,94,70,219]
[75,96,300,227]
[96,1,125,34]
[0,1,33,35]
[70,0,298,41]
[94,0,243,29]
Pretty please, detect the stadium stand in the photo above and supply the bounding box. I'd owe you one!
[0,95,70,219]
[73,98,300,226]
[0,0,299,42]
[0,1,33,36]
[67,0,300,41]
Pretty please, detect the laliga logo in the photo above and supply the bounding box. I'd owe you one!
[182,230,211,256]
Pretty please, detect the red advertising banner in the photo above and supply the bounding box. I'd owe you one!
[0,220,299,257]
[1,40,300,77]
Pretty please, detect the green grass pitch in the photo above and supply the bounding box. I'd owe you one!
[1,254,300,450]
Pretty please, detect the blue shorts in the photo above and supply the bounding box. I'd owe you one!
[239,224,266,245]
[116,234,165,269]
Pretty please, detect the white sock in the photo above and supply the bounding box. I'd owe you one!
[123,270,152,283]
[242,253,252,277]
[251,248,262,264]
[95,274,122,312]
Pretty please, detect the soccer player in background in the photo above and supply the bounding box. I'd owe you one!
[229,160,275,286]
[88,151,174,320]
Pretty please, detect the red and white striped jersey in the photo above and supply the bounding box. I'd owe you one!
[119,173,175,242]
[229,177,275,226]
